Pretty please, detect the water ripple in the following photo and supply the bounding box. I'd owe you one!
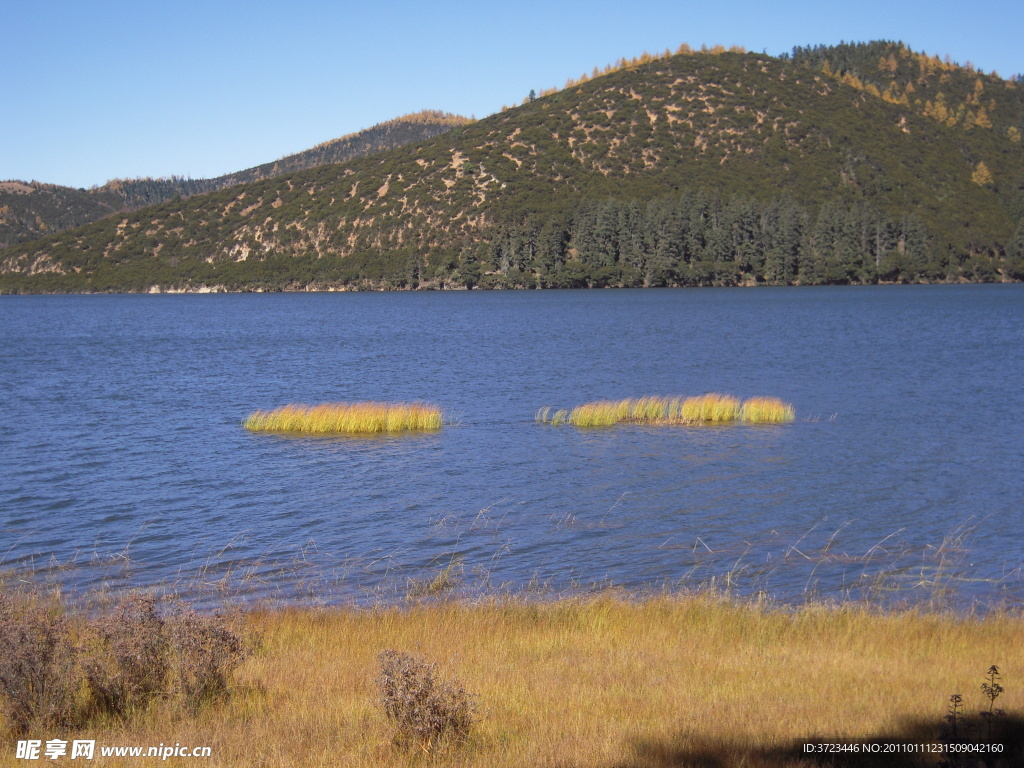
[1,287,1022,607]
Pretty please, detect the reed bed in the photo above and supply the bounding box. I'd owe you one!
[740,395,796,423]
[537,393,794,427]
[681,392,741,422]
[244,402,442,434]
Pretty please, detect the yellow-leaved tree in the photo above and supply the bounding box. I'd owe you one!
[971,161,994,186]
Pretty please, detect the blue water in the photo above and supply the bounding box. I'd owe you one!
[1,286,1022,607]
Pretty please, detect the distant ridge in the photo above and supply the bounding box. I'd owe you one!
[2,42,1022,293]
[0,111,471,248]
[213,111,472,187]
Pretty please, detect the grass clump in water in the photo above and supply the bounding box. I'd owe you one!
[569,401,622,427]
[244,402,443,434]
[540,393,791,427]
[680,393,741,423]
[740,396,796,423]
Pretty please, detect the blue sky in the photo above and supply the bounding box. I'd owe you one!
[3,0,1022,189]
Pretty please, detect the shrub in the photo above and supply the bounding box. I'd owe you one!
[166,605,250,712]
[377,649,475,749]
[83,595,169,717]
[0,592,78,733]
[0,591,251,732]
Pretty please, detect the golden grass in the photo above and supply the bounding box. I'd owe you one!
[680,392,741,422]
[244,402,442,434]
[741,396,796,423]
[11,595,1019,767]
[538,394,793,427]
[568,401,622,427]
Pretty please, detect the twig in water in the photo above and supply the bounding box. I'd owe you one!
[599,492,631,525]
[863,529,905,559]
[823,521,852,553]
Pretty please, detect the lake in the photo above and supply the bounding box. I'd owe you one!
[1,286,1022,608]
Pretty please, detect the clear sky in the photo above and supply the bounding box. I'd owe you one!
[3,0,1022,189]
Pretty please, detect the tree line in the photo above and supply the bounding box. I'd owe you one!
[445,192,1021,289]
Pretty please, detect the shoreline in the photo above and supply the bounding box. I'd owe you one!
[2,276,1023,296]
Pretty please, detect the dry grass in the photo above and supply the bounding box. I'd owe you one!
[244,402,443,434]
[5,594,1019,767]
[538,394,793,427]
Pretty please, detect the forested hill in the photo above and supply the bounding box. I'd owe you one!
[0,111,470,248]
[3,42,1023,293]
[211,111,472,187]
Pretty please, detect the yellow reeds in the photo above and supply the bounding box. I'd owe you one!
[680,393,741,423]
[244,402,442,434]
[740,396,796,424]
[538,394,794,427]
[568,401,621,427]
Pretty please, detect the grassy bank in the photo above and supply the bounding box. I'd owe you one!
[2,593,1021,766]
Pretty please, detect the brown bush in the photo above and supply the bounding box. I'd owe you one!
[377,649,475,749]
[0,592,78,733]
[83,595,169,717]
[0,590,251,732]
[166,605,250,712]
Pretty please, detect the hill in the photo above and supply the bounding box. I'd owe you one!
[0,111,470,248]
[2,42,1023,293]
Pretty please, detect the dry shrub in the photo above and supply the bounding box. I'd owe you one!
[165,605,250,712]
[0,592,78,733]
[83,595,169,717]
[0,590,251,733]
[84,597,249,717]
[377,649,475,749]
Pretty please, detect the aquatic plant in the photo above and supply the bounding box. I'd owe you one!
[244,402,443,434]
[561,396,680,427]
[535,407,572,425]
[550,409,570,426]
[740,396,795,423]
[539,393,794,427]
[679,393,741,423]
[568,401,621,427]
